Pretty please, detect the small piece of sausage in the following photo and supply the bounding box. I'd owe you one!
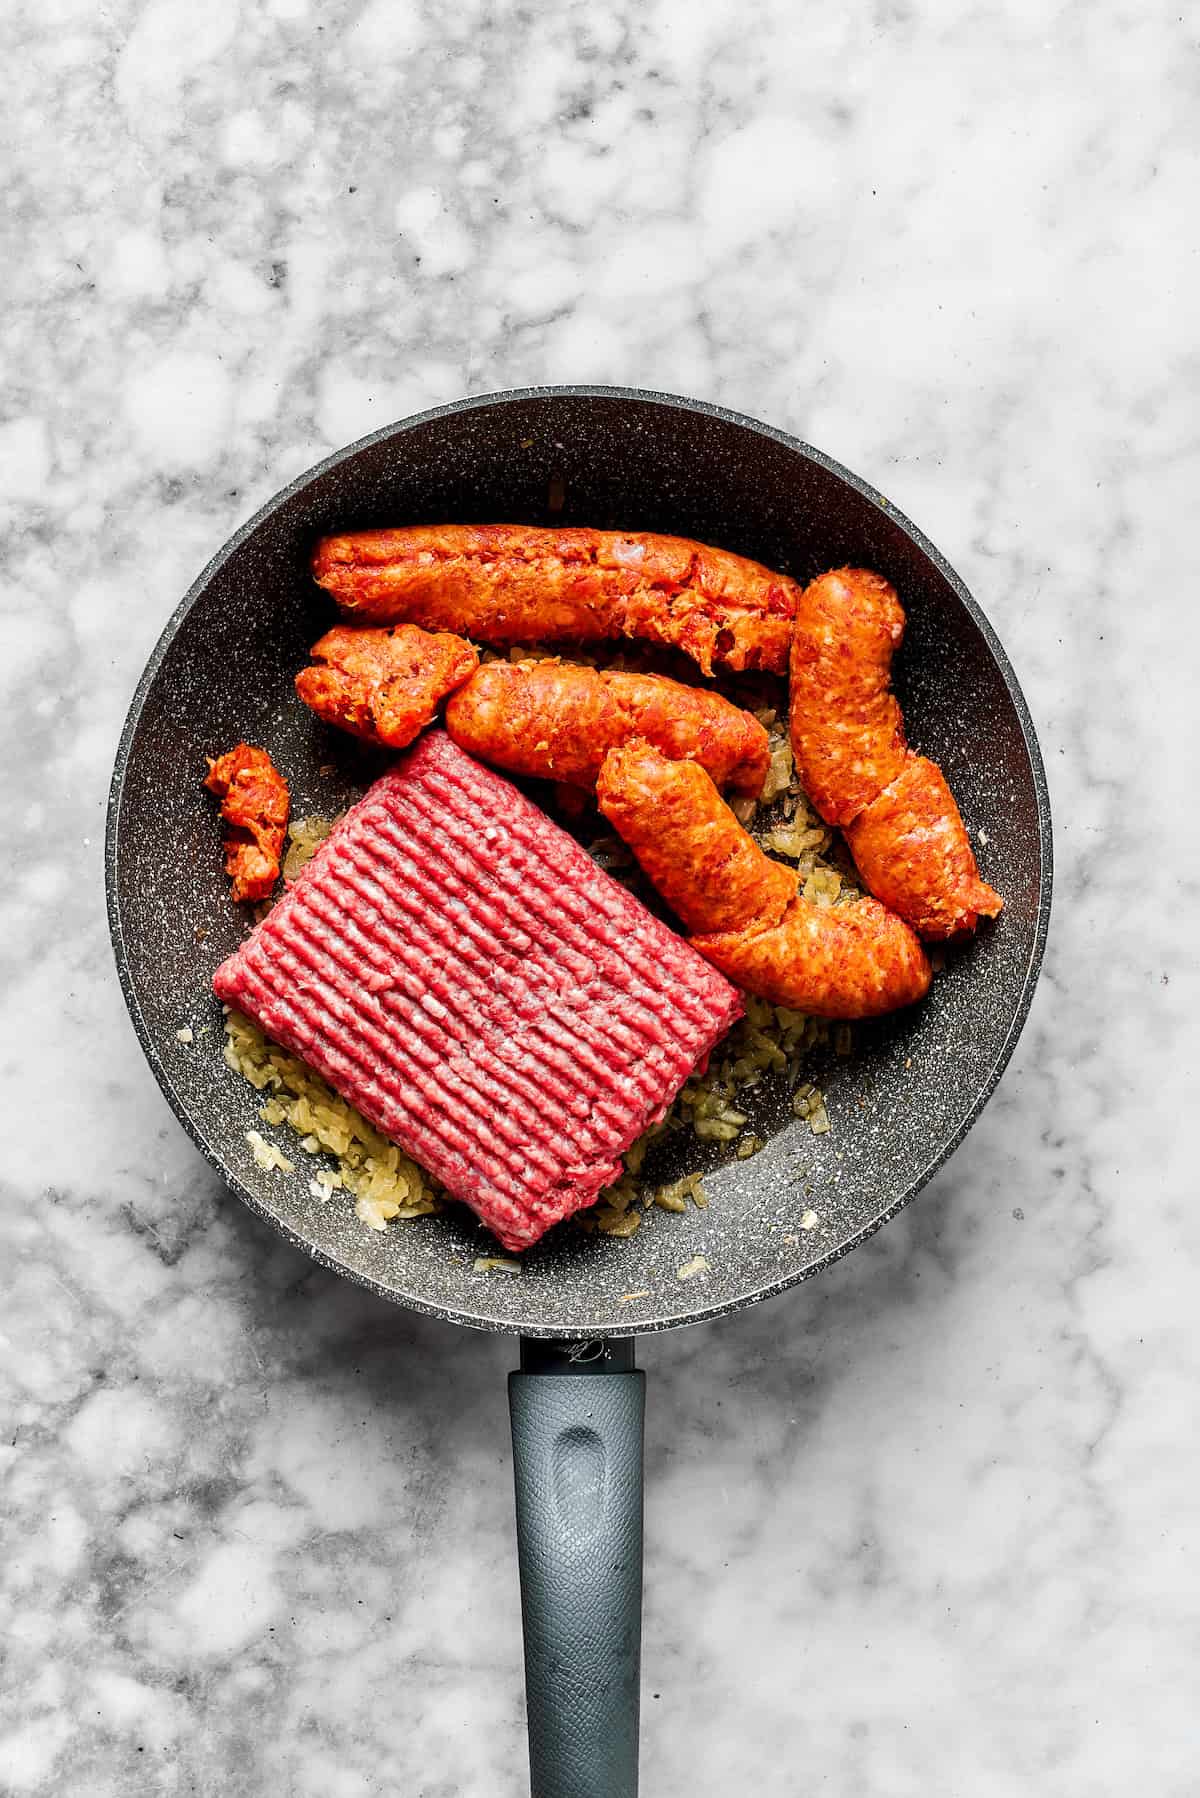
[596,742,930,1019]
[788,567,908,825]
[445,659,770,796]
[204,744,289,903]
[789,566,1002,939]
[312,524,799,676]
[295,623,478,749]
[845,755,1003,940]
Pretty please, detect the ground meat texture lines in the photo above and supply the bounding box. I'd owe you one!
[212,732,742,1252]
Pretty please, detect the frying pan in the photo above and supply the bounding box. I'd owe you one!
[106,387,1051,1797]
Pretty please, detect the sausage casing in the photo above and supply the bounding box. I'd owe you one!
[691,899,932,1020]
[295,624,478,750]
[845,755,1003,940]
[789,566,1002,939]
[596,742,930,1019]
[312,524,799,676]
[596,741,795,934]
[788,567,909,825]
[445,660,770,796]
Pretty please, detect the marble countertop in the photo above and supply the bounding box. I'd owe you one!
[3,2,1195,1792]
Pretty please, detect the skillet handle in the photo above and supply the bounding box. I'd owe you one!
[508,1338,645,1798]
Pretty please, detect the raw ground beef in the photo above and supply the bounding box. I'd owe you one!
[213,731,742,1250]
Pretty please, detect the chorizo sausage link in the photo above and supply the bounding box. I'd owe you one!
[788,567,908,825]
[596,742,930,1019]
[312,524,799,676]
[596,741,795,935]
[844,755,1003,941]
[444,659,770,796]
[789,567,1002,939]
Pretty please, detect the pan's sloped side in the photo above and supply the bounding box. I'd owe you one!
[107,387,1052,1338]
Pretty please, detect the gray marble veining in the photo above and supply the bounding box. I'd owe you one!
[2,1,1196,1792]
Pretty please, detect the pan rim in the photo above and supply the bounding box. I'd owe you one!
[105,384,1053,1338]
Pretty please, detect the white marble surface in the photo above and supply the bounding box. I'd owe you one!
[2,1,1196,1791]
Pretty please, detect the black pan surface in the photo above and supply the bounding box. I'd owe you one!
[106,388,1051,1337]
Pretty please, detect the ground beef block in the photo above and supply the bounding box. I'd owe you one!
[213,731,743,1250]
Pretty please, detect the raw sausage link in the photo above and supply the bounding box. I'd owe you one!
[789,567,1002,939]
[787,567,908,825]
[690,900,934,1021]
[845,755,1003,941]
[312,524,799,676]
[444,659,771,796]
[595,742,930,1019]
[596,739,795,934]
[295,623,478,750]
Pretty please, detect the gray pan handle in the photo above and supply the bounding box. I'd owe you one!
[508,1338,645,1798]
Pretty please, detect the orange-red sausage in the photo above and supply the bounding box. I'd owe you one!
[444,659,770,796]
[204,744,289,903]
[312,524,799,676]
[596,742,931,1019]
[295,624,478,750]
[788,567,908,825]
[597,738,795,934]
[690,901,935,1020]
[845,755,1003,940]
[789,567,1002,939]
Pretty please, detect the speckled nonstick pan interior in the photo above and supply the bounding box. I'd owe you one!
[107,388,1051,1796]
[106,386,1052,1341]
